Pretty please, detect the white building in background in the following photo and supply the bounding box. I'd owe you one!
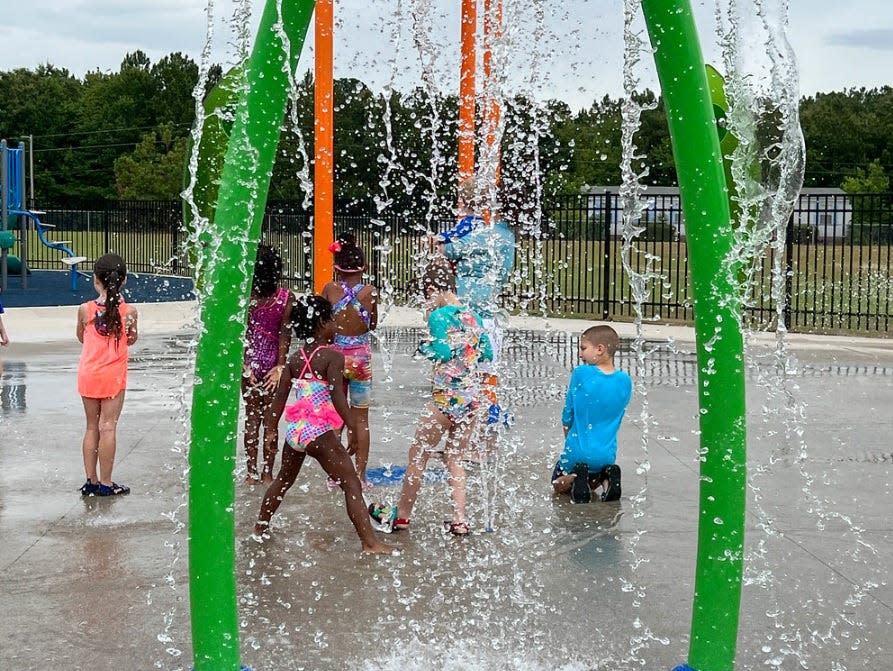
[583,185,685,237]
[583,185,853,240]
[795,188,852,239]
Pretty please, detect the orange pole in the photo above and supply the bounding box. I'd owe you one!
[482,0,501,224]
[458,0,477,187]
[314,0,334,291]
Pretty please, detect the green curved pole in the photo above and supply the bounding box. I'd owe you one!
[188,1,315,669]
[640,2,747,671]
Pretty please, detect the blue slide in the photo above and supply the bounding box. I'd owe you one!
[1,140,87,291]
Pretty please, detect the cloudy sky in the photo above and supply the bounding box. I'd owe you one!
[0,0,890,110]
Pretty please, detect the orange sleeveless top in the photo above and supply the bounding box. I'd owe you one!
[77,300,130,398]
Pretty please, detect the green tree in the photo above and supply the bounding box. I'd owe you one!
[114,124,189,199]
[6,53,893,207]
[0,65,83,201]
[800,87,893,186]
[333,77,386,207]
[545,95,624,194]
[269,71,314,202]
[635,91,674,184]
[841,159,890,193]
[74,51,161,199]
[151,52,199,128]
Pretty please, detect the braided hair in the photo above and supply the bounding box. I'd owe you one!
[251,244,283,298]
[93,253,127,341]
[290,294,334,340]
[332,231,366,273]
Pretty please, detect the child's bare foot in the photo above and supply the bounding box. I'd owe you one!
[252,521,271,541]
[551,473,575,494]
[362,540,397,554]
[245,473,261,485]
[261,472,274,485]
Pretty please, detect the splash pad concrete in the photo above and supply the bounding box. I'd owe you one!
[1,305,890,670]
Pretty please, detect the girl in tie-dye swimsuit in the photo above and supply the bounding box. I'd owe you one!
[387,262,492,536]
[254,294,392,554]
[322,232,378,487]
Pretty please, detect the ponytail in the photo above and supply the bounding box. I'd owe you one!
[93,254,127,341]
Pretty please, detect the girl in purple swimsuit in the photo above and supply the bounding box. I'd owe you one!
[322,232,378,487]
[242,245,295,484]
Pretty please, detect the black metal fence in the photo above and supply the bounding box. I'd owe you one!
[27,201,184,275]
[543,191,891,333]
[21,192,891,334]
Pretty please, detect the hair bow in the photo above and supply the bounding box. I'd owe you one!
[329,241,342,253]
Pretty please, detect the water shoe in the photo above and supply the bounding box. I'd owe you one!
[79,480,99,496]
[98,482,130,496]
[570,463,592,504]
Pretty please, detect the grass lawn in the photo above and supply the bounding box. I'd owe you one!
[8,226,889,333]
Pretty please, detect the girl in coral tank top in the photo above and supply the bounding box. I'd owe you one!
[76,254,139,497]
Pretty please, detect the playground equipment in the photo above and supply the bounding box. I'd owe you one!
[0,139,88,292]
[184,1,776,669]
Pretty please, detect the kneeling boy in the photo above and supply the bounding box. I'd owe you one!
[552,325,632,503]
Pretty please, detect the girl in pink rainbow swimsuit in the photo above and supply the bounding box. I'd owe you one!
[253,294,392,554]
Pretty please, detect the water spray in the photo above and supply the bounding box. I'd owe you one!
[186,2,756,670]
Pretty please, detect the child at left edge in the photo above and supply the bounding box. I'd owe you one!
[0,296,9,377]
[551,324,632,504]
[76,254,139,497]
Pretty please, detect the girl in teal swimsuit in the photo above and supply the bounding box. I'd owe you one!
[391,262,492,536]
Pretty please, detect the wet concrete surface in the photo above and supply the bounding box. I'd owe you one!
[0,323,891,671]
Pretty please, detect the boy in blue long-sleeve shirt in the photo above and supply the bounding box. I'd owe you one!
[552,325,632,503]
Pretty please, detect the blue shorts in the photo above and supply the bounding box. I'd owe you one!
[346,377,372,409]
